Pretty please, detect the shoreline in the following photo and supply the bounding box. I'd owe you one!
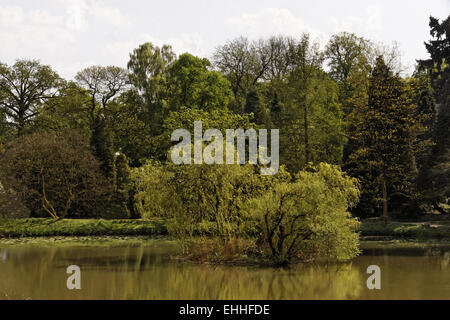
[1,217,449,244]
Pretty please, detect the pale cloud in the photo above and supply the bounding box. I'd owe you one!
[29,9,63,26]
[0,1,129,78]
[66,5,87,31]
[90,3,129,26]
[0,5,75,55]
[52,59,98,79]
[331,5,383,40]
[107,32,205,65]
[366,5,382,32]
[228,8,323,42]
[168,33,204,55]
[0,5,25,25]
[64,0,129,31]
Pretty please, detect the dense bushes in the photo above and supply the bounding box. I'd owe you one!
[0,131,111,218]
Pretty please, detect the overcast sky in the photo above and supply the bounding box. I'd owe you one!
[1,0,449,79]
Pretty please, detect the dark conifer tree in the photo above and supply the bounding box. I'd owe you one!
[418,15,450,213]
[90,117,116,182]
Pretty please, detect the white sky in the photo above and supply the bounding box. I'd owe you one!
[1,0,449,79]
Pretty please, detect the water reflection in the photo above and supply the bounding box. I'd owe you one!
[0,242,449,300]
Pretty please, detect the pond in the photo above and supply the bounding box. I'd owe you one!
[0,240,449,300]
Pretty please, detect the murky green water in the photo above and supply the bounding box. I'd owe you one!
[0,240,449,300]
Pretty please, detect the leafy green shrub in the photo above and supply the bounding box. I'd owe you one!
[131,161,176,219]
[245,163,361,265]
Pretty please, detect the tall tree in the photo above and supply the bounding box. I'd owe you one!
[90,117,116,180]
[127,42,175,136]
[0,60,61,134]
[272,34,344,173]
[75,65,129,122]
[325,32,371,84]
[167,53,233,111]
[104,93,154,166]
[418,15,450,213]
[418,15,450,100]
[75,65,128,178]
[213,37,271,112]
[347,57,428,220]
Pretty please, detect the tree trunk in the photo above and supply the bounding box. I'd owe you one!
[304,104,310,164]
[381,176,388,224]
[17,109,25,136]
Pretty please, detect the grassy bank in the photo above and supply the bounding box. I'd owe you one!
[0,236,177,248]
[1,217,449,241]
[360,218,450,240]
[0,218,168,238]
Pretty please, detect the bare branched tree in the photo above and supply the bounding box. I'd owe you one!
[75,66,129,121]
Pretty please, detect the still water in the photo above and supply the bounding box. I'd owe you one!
[0,240,449,300]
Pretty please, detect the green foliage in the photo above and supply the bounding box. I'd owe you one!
[75,65,129,114]
[167,53,233,111]
[127,42,175,136]
[151,106,255,160]
[360,218,450,240]
[32,81,93,138]
[105,94,154,166]
[427,149,450,212]
[0,131,110,218]
[131,161,174,219]
[416,15,450,212]
[346,57,429,218]
[0,218,167,238]
[418,15,450,100]
[0,60,61,134]
[0,110,13,146]
[213,36,264,112]
[244,89,269,125]
[164,106,254,132]
[107,153,136,219]
[325,32,372,85]
[2,26,449,267]
[132,161,360,265]
[245,163,360,265]
[277,67,345,173]
[128,42,175,94]
[133,161,290,239]
[91,117,116,181]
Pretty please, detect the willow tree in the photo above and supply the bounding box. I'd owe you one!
[245,163,360,265]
